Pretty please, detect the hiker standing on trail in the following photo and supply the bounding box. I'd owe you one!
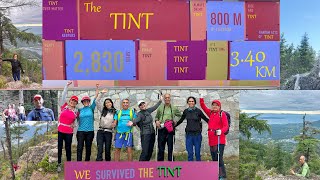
[291,155,311,178]
[200,98,228,179]
[26,94,55,121]
[96,89,116,161]
[133,95,163,161]
[57,81,79,172]
[155,93,182,161]
[113,99,137,161]
[0,54,25,81]
[175,97,209,161]
[18,103,25,121]
[77,84,100,161]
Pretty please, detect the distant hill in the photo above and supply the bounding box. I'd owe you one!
[250,120,320,152]
[0,122,55,151]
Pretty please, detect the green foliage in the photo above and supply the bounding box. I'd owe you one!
[293,118,320,175]
[0,75,7,88]
[0,14,41,49]
[240,139,293,178]
[1,50,42,83]
[239,112,271,139]
[281,33,317,84]
[37,155,58,173]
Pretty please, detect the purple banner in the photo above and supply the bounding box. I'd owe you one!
[167,41,207,80]
[43,0,78,40]
[230,41,280,80]
[65,162,218,180]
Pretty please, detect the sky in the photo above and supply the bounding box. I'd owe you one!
[240,90,320,111]
[0,0,42,26]
[281,0,320,52]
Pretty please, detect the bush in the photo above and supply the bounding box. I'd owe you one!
[37,155,58,173]
[0,75,8,88]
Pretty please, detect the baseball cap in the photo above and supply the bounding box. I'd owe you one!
[70,95,79,102]
[138,100,146,107]
[33,94,42,100]
[81,96,91,102]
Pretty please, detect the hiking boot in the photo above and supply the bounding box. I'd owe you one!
[57,164,62,173]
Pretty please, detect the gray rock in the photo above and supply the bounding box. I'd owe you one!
[119,90,130,99]
[136,93,146,100]
[136,90,147,93]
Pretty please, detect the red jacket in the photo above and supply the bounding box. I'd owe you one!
[200,98,228,146]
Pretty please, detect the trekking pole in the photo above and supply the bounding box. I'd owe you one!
[155,127,158,161]
[172,133,175,162]
[217,134,220,180]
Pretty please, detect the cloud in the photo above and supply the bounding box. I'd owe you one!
[3,0,42,24]
[240,90,320,111]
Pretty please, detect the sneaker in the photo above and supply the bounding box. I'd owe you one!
[218,176,224,180]
[57,164,62,173]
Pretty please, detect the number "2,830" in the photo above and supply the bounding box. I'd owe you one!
[74,51,124,73]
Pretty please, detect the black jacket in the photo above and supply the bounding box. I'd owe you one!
[175,107,209,133]
[133,100,162,135]
[3,59,24,73]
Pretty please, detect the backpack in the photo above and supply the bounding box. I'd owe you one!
[117,109,133,121]
[220,110,231,135]
[33,108,53,121]
[117,108,134,133]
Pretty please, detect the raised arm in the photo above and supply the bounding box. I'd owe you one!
[1,59,13,62]
[96,88,108,112]
[200,98,211,117]
[175,110,186,127]
[199,109,209,123]
[147,99,162,113]
[59,81,72,106]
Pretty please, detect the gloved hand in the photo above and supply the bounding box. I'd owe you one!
[215,129,222,136]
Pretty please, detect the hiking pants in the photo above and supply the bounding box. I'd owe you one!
[139,133,155,161]
[96,130,112,161]
[58,131,73,164]
[186,132,202,161]
[77,131,94,161]
[211,144,227,178]
[157,128,174,161]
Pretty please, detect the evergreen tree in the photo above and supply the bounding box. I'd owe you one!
[295,33,316,74]
[10,122,29,157]
[240,112,271,139]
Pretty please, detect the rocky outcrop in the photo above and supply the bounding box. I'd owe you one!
[18,139,58,165]
[257,170,320,180]
[29,171,58,180]
[282,63,320,90]
[60,89,240,157]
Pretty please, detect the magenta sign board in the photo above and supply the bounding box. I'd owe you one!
[43,0,78,40]
[167,41,207,80]
[64,162,218,180]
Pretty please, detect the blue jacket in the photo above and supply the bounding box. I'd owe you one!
[27,107,55,121]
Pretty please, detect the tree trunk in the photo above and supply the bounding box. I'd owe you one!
[4,120,15,179]
[19,90,24,105]
[17,121,20,157]
[49,90,56,119]
[0,139,6,159]
[0,12,3,75]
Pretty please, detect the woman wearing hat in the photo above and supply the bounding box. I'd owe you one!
[133,95,163,161]
[200,98,228,179]
[76,84,100,161]
[57,81,79,172]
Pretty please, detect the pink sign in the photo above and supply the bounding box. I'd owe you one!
[65,162,218,180]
